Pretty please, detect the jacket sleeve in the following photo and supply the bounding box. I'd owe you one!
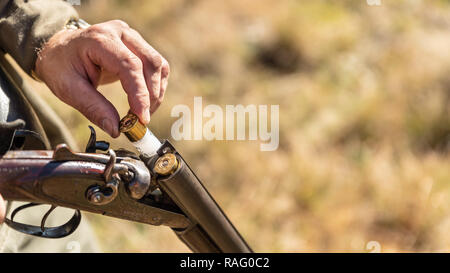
[0,0,78,75]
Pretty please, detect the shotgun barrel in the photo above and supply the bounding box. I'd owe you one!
[148,142,252,253]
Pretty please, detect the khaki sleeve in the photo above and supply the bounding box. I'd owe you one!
[0,0,79,75]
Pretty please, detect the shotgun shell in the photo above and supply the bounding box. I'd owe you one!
[119,112,162,156]
[119,113,147,142]
[154,153,178,176]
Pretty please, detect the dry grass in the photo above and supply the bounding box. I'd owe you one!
[27,0,450,252]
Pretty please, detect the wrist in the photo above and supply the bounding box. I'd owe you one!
[33,18,90,82]
[34,28,75,82]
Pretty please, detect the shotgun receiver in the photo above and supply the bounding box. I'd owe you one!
[0,126,252,253]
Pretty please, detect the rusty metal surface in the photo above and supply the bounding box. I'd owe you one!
[0,146,190,229]
[0,136,251,252]
[2,150,53,159]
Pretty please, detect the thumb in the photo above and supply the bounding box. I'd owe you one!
[0,193,5,224]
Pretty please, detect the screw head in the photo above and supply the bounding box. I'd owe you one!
[87,187,104,204]
[93,194,102,203]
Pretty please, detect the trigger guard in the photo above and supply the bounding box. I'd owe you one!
[4,203,81,239]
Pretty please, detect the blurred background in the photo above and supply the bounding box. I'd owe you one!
[24,0,450,252]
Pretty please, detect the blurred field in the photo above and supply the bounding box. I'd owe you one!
[26,0,450,252]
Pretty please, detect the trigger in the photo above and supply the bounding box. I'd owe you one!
[85,125,110,153]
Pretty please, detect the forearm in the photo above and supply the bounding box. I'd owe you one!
[0,0,78,74]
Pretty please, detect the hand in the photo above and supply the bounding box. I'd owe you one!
[0,193,5,224]
[34,20,170,137]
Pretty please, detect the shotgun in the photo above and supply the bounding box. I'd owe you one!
[0,125,252,253]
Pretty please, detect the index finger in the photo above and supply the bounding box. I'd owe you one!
[121,29,163,113]
[86,35,151,124]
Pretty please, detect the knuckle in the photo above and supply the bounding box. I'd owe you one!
[121,55,143,71]
[89,32,107,44]
[85,24,107,35]
[132,92,150,109]
[83,26,112,44]
[150,54,163,69]
[110,19,129,29]
[85,23,121,40]
[135,91,149,103]
[157,95,164,104]
[162,61,170,77]
[81,103,100,124]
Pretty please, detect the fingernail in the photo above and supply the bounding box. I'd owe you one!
[101,118,116,137]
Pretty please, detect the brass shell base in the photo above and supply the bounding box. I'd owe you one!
[154,153,178,176]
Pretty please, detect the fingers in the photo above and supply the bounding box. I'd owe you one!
[121,29,168,114]
[85,25,151,124]
[159,58,170,111]
[0,193,5,224]
[64,75,120,137]
[36,19,169,138]
[87,20,169,119]
[80,20,169,126]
